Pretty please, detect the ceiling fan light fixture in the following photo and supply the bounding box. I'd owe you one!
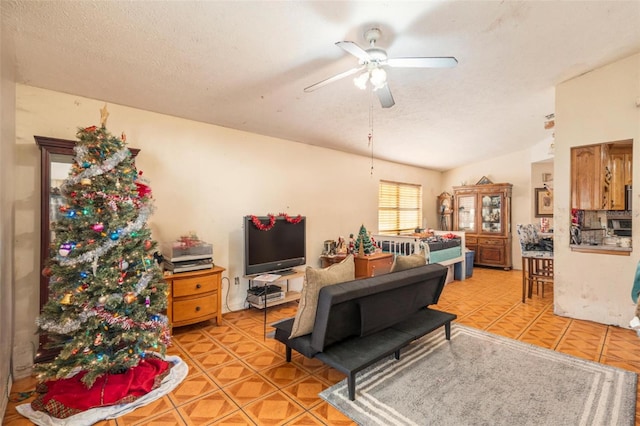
[353,72,369,90]
[370,67,387,90]
[308,27,455,108]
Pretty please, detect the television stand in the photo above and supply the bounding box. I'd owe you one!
[245,269,304,339]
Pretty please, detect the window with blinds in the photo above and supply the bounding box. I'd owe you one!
[378,180,422,235]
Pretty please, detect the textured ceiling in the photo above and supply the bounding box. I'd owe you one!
[3,1,640,171]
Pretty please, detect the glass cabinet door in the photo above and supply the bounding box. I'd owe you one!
[456,195,476,232]
[480,194,503,234]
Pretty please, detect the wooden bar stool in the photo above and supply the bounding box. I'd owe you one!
[517,224,554,302]
[521,255,554,302]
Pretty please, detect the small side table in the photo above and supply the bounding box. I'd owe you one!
[165,266,225,329]
[354,252,394,279]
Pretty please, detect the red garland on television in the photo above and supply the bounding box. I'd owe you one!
[250,213,303,231]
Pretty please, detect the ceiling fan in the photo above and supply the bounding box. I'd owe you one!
[304,28,458,109]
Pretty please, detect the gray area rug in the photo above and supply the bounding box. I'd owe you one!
[320,324,637,426]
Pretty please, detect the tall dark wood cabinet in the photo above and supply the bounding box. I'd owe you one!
[453,182,512,270]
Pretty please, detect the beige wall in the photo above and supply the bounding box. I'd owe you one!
[554,53,640,326]
[1,11,16,416]
[13,85,443,378]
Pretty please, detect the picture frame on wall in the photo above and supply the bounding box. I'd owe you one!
[535,187,553,217]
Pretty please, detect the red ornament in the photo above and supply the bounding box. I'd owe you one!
[144,240,152,250]
[84,126,97,132]
[42,267,53,277]
[135,181,152,198]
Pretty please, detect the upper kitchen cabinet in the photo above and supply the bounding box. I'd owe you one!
[571,140,633,211]
[608,142,633,211]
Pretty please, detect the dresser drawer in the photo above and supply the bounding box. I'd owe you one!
[369,256,393,276]
[354,253,394,278]
[478,237,504,246]
[172,274,218,297]
[172,294,218,323]
[465,236,478,245]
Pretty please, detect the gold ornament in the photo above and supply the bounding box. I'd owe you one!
[123,292,137,304]
[81,178,91,186]
[60,293,73,305]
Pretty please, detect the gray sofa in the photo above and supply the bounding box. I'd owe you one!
[272,263,456,400]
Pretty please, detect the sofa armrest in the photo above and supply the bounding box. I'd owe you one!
[272,318,319,358]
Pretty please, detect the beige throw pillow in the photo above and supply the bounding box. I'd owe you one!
[390,253,426,273]
[289,254,355,339]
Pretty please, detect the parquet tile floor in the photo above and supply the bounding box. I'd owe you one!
[4,267,640,425]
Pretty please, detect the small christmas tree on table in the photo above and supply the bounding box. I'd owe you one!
[32,106,173,418]
[354,224,377,255]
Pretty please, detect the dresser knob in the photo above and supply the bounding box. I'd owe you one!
[195,306,200,312]
[196,284,201,289]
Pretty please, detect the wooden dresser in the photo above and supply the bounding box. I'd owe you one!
[354,252,394,278]
[165,266,224,328]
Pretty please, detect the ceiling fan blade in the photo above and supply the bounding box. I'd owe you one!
[336,41,371,62]
[387,57,458,68]
[304,66,365,92]
[376,84,395,109]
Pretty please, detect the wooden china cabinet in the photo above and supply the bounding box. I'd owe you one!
[34,136,139,362]
[453,182,513,270]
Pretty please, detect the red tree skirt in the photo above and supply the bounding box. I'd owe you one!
[31,356,171,419]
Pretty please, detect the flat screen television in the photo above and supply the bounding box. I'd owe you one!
[244,215,306,276]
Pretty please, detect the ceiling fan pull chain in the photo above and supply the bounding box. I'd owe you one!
[369,94,374,175]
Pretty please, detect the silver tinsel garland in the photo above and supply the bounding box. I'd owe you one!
[37,308,97,334]
[37,271,161,334]
[61,147,130,195]
[55,204,153,267]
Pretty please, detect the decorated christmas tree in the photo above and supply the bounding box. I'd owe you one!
[354,224,377,255]
[35,107,170,389]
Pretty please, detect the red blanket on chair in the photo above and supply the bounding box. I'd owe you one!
[31,357,171,419]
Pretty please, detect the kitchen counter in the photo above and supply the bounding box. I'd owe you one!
[570,244,631,256]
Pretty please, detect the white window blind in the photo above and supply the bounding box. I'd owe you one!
[378,180,422,235]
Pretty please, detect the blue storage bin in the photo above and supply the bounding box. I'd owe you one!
[454,250,474,280]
